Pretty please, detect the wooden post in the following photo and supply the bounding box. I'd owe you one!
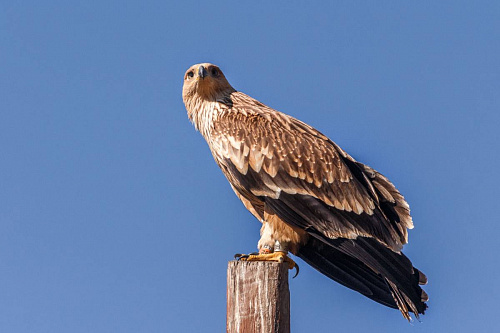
[227,261,290,333]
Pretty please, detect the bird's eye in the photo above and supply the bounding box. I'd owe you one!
[211,68,219,76]
[186,71,194,79]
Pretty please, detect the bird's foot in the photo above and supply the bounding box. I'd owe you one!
[234,252,299,278]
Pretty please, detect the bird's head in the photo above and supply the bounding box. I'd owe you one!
[182,63,235,105]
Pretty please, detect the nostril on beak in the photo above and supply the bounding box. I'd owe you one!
[198,66,208,79]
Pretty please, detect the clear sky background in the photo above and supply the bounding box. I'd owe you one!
[1,1,499,332]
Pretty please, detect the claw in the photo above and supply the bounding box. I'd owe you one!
[292,262,299,278]
[234,253,248,260]
[234,252,261,261]
[281,256,299,278]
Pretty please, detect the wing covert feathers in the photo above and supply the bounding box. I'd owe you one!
[210,92,412,251]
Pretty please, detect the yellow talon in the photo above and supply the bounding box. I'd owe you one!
[237,252,299,278]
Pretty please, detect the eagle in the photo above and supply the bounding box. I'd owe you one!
[183,63,428,320]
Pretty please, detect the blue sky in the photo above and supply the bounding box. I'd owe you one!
[1,1,499,332]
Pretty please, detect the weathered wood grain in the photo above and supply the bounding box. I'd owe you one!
[227,261,290,333]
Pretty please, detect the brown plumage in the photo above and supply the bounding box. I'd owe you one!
[183,63,428,320]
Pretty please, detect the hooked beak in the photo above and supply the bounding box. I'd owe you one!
[198,65,208,79]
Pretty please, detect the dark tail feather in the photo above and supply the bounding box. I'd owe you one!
[297,236,428,320]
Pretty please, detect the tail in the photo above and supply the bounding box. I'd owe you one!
[297,236,428,320]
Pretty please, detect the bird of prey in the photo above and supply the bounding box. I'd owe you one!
[183,63,428,320]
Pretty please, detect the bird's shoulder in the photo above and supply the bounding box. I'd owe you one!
[213,91,329,143]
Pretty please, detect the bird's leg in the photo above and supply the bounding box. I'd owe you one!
[235,240,299,278]
[258,222,274,254]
